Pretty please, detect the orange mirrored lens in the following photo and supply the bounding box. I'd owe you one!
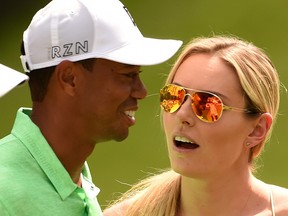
[160,84,185,113]
[191,92,223,122]
[160,84,224,123]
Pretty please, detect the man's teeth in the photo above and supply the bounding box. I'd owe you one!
[175,136,192,143]
[125,111,135,120]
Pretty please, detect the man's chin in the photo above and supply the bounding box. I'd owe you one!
[112,128,129,142]
[114,133,129,142]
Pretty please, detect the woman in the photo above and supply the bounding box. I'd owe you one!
[104,36,288,216]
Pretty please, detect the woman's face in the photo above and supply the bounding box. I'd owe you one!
[164,54,256,179]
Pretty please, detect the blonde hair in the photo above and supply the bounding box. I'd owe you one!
[107,169,181,216]
[105,36,280,216]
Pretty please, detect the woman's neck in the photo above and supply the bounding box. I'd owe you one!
[178,171,269,216]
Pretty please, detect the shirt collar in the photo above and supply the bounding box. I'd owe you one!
[81,164,100,200]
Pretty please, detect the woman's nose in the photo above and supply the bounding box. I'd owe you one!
[175,97,196,126]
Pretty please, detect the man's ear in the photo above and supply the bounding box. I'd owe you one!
[55,60,77,96]
[246,113,272,148]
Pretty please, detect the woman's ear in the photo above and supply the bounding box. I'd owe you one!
[246,113,272,148]
[55,60,77,96]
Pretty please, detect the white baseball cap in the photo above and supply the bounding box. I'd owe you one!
[20,0,182,72]
[0,64,28,97]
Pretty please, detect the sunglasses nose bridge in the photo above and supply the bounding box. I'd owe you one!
[180,93,194,111]
[174,92,198,126]
[183,93,194,104]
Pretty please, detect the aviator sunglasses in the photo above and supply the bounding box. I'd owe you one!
[160,84,256,123]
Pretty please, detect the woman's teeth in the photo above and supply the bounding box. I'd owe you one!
[174,136,199,149]
[175,136,193,143]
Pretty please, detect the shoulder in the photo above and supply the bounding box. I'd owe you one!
[103,199,132,216]
[270,184,288,215]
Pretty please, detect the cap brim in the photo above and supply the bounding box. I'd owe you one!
[97,38,183,66]
[0,64,28,97]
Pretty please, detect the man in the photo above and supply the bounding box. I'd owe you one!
[0,0,182,215]
[0,63,28,97]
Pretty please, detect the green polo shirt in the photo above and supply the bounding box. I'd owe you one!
[0,108,103,215]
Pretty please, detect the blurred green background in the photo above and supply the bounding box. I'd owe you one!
[1,0,288,210]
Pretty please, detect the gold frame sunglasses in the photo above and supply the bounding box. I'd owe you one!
[160,84,255,123]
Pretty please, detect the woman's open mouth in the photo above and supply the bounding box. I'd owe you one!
[174,136,199,149]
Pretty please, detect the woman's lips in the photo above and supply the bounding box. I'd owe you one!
[174,136,199,149]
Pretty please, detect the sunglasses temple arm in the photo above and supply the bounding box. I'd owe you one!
[223,105,251,113]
